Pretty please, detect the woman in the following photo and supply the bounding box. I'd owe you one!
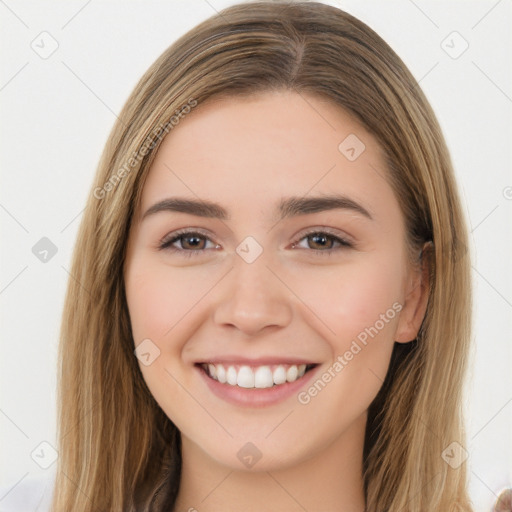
[51,1,473,510]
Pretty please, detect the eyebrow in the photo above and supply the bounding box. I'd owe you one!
[141,194,374,222]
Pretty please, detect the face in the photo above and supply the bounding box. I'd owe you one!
[124,90,428,472]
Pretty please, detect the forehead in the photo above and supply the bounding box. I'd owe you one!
[138,90,397,225]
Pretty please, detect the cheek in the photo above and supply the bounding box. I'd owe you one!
[290,255,403,394]
[291,261,402,433]
[292,254,403,342]
[125,258,213,344]
[336,265,402,342]
[124,258,210,428]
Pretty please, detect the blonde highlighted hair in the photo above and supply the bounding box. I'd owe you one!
[52,2,473,510]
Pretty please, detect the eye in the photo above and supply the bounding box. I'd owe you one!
[158,227,353,258]
[291,229,353,256]
[158,229,219,257]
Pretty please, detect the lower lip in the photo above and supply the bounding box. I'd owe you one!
[195,364,321,407]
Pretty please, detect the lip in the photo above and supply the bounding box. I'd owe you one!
[195,356,318,366]
[195,362,321,408]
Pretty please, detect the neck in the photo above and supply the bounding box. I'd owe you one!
[173,412,367,512]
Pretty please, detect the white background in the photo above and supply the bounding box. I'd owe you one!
[0,1,511,510]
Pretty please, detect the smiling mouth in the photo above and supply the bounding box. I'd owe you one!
[197,362,318,389]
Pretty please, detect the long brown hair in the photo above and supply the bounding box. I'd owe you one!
[52,2,473,510]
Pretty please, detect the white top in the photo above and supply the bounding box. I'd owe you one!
[0,470,55,512]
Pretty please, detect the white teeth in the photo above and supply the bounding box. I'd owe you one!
[202,362,311,388]
[216,364,226,383]
[286,365,298,382]
[273,365,287,385]
[226,366,237,386]
[254,366,274,388]
[237,366,255,388]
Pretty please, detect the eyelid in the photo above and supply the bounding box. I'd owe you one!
[158,227,218,252]
[291,226,354,246]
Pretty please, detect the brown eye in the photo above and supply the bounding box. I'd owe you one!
[159,230,218,257]
[177,233,207,250]
[306,233,336,250]
[292,230,353,256]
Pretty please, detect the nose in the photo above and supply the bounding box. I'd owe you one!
[212,249,293,336]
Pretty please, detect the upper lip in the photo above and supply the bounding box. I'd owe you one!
[195,356,318,366]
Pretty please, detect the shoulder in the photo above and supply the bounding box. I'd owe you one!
[0,470,55,512]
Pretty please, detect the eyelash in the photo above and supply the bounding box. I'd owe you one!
[158,228,353,258]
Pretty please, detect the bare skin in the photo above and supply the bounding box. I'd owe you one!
[124,90,430,512]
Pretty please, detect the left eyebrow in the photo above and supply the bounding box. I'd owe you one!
[141,194,374,223]
[278,194,373,221]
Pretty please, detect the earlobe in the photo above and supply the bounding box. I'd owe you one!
[395,241,433,344]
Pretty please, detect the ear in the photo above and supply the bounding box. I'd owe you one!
[395,241,433,343]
